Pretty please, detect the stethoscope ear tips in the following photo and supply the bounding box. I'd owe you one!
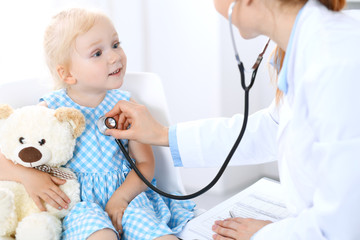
[97,116,117,134]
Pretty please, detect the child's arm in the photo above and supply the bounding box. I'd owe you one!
[0,152,71,211]
[105,140,155,233]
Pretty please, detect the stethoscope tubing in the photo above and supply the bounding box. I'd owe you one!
[114,83,251,200]
[111,0,271,200]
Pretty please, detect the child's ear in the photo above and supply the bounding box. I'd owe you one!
[56,65,76,85]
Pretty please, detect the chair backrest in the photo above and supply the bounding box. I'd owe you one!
[0,72,185,194]
[0,78,52,108]
[122,72,186,194]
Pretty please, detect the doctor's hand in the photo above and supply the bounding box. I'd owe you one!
[105,100,169,146]
[212,218,271,240]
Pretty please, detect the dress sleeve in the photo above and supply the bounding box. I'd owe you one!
[173,101,279,168]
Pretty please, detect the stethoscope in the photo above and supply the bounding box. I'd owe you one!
[97,1,270,200]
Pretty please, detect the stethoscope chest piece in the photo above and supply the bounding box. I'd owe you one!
[97,116,117,134]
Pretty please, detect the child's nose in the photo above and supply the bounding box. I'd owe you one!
[109,50,120,64]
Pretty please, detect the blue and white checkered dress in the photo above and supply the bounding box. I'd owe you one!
[41,89,195,240]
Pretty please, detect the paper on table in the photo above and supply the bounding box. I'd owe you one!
[177,178,290,240]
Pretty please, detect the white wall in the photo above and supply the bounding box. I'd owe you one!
[0,0,279,194]
[0,0,52,83]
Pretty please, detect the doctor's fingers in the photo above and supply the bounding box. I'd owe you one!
[105,100,128,117]
[212,219,243,240]
[117,113,131,130]
[106,100,141,119]
[106,127,136,141]
[107,112,167,145]
[215,218,272,240]
[117,101,154,126]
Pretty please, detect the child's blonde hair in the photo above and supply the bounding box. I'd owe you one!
[43,8,111,89]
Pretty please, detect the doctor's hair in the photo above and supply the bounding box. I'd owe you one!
[271,0,346,104]
[318,0,346,11]
[43,8,113,90]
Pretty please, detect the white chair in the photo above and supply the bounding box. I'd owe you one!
[0,72,186,194]
[122,72,186,194]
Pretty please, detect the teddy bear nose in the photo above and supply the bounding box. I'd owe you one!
[18,147,42,163]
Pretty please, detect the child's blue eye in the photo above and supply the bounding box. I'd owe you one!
[93,50,102,57]
[113,41,121,49]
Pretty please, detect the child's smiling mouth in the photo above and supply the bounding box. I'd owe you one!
[109,68,121,76]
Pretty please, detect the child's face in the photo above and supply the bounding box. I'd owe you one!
[68,17,126,93]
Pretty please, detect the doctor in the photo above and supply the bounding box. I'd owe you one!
[106,0,360,239]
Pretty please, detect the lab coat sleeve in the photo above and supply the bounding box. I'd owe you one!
[168,125,183,167]
[175,101,279,168]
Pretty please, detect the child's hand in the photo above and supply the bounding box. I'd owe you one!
[105,194,128,234]
[22,168,70,211]
[0,152,70,211]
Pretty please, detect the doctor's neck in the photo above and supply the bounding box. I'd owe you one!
[265,1,306,51]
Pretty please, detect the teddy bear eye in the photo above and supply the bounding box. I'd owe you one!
[19,137,25,144]
[38,139,46,146]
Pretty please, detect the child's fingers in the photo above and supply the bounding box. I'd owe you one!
[38,191,65,210]
[31,181,70,210]
[51,176,66,185]
[124,119,131,130]
[31,195,46,211]
[50,176,71,204]
[49,189,69,209]
[118,212,124,233]
[110,210,125,234]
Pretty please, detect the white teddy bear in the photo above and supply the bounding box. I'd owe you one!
[0,104,85,240]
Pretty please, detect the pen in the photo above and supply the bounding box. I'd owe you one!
[229,210,236,218]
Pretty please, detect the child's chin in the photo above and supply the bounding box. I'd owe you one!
[114,78,124,89]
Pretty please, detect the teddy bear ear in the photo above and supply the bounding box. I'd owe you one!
[0,104,14,120]
[54,107,85,138]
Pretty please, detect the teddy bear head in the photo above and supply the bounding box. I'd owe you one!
[0,104,85,168]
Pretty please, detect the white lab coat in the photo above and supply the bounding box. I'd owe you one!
[176,1,360,239]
